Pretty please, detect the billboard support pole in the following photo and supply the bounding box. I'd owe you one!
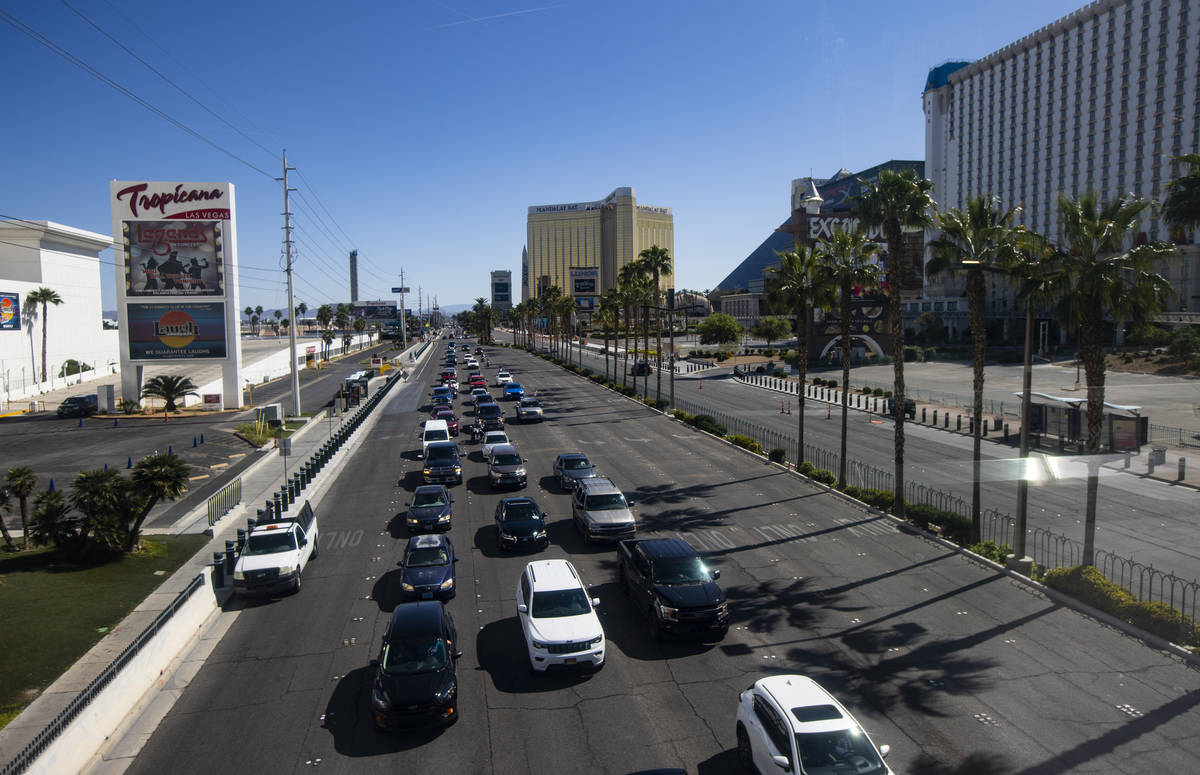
[280,151,301,417]
[399,269,408,353]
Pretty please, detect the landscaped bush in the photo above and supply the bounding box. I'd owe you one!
[967,540,1012,564]
[859,488,894,511]
[1040,566,1200,646]
[903,345,925,362]
[673,409,693,422]
[841,484,862,499]
[768,448,786,463]
[797,461,816,476]
[906,503,971,544]
[726,435,762,453]
[1121,601,1200,646]
[650,398,669,410]
[811,469,836,485]
[691,414,727,436]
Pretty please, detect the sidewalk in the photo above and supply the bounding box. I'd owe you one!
[0,340,429,770]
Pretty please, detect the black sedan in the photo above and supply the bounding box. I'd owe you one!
[398,534,457,600]
[406,485,454,532]
[371,601,461,729]
[494,497,549,551]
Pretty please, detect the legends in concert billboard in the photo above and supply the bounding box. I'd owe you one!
[126,302,227,360]
[123,220,225,296]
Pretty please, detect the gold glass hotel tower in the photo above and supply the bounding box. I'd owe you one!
[524,187,674,302]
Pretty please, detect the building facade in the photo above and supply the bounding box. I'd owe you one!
[0,220,118,405]
[490,269,512,313]
[924,0,1200,316]
[524,187,674,308]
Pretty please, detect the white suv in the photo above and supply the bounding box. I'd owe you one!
[516,559,605,674]
[736,675,893,775]
[496,371,513,385]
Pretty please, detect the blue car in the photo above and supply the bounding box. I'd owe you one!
[399,534,457,601]
[503,383,525,400]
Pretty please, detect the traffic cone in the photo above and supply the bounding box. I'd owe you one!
[127,457,132,468]
[193,436,198,447]
[780,400,785,414]
[826,404,831,420]
[787,400,792,415]
[698,378,702,390]
[200,433,205,444]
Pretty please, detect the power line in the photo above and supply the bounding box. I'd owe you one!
[0,10,273,178]
[59,0,278,160]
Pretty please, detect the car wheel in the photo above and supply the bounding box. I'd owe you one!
[311,539,319,559]
[292,575,302,594]
[736,725,756,775]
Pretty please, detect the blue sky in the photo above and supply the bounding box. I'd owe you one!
[1,0,1084,313]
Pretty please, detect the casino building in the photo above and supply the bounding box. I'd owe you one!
[524,187,674,314]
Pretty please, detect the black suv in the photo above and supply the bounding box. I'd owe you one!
[371,602,461,729]
[494,497,548,551]
[422,442,463,485]
[618,537,728,641]
[476,402,504,431]
[57,395,98,418]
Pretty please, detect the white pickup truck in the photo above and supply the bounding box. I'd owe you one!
[232,501,319,596]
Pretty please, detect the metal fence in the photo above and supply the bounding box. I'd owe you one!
[1,573,207,775]
[206,477,243,526]
[1149,423,1200,449]
[671,392,1200,623]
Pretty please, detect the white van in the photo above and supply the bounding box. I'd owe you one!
[418,419,451,458]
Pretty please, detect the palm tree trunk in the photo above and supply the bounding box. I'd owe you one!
[40,301,49,382]
[968,269,986,544]
[125,498,159,552]
[622,307,631,388]
[887,225,907,519]
[839,286,851,488]
[642,307,650,398]
[0,514,15,551]
[1079,310,1106,566]
[655,305,663,405]
[796,303,809,466]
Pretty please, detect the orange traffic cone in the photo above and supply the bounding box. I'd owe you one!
[787,400,792,415]
[698,378,702,390]
[826,404,831,420]
[780,400,785,414]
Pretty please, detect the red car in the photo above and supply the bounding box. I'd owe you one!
[469,375,487,388]
[433,408,459,435]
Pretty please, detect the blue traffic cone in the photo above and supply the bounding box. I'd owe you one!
[104,463,108,471]
[79,417,83,427]
[193,436,198,447]
[48,479,55,491]
[199,433,204,444]
[113,418,119,427]
[167,445,172,454]
[127,457,133,468]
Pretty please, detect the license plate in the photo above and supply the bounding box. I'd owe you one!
[421,592,433,600]
[563,657,576,664]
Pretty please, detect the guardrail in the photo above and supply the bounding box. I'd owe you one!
[0,573,207,775]
[671,393,1200,623]
[206,477,243,526]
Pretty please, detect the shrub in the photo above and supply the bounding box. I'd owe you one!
[841,484,862,499]
[768,448,786,463]
[1166,327,1200,358]
[581,367,592,377]
[119,399,141,415]
[691,414,727,436]
[763,347,776,357]
[797,461,816,476]
[811,469,836,485]
[967,540,1012,564]
[860,488,894,511]
[906,503,971,544]
[826,378,839,388]
[619,385,636,397]
[651,398,669,410]
[1042,565,1134,611]
[673,410,693,422]
[903,345,925,362]
[1189,355,1200,373]
[726,434,762,453]
[1121,601,1200,646]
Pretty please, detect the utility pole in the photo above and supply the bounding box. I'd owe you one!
[398,269,409,352]
[279,151,301,417]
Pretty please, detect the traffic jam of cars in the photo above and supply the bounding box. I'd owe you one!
[374,332,894,771]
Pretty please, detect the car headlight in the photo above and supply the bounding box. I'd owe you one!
[232,570,245,581]
[500,531,515,541]
[516,467,526,477]
[433,678,456,704]
[280,564,297,576]
[590,636,603,646]
[440,578,455,590]
[530,639,548,650]
[437,514,451,523]
[401,582,415,592]
[372,682,391,710]
[657,602,680,621]
[453,466,461,474]
[423,468,433,476]
[533,530,547,539]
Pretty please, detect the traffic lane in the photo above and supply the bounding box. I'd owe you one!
[126,373,489,775]
[677,361,1200,580]
[491,347,1200,773]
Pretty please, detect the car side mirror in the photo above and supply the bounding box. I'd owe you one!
[299,537,307,546]
[878,745,890,759]
[591,597,600,607]
[453,650,464,660]
[771,755,791,771]
[711,568,721,580]
[517,603,528,613]
[396,561,404,567]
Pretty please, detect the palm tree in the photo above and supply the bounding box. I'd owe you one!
[639,245,673,403]
[0,487,16,551]
[372,320,382,344]
[817,225,881,488]
[1163,153,1200,240]
[70,468,126,555]
[140,374,199,412]
[125,453,189,551]
[334,304,350,332]
[853,169,936,519]
[254,305,264,334]
[316,304,334,357]
[767,245,836,466]
[538,287,563,356]
[296,301,308,332]
[353,317,367,347]
[321,330,334,360]
[25,286,63,383]
[273,309,282,329]
[31,489,73,550]
[244,306,254,333]
[596,290,621,382]
[6,466,38,549]
[927,194,1026,543]
[1052,192,1175,566]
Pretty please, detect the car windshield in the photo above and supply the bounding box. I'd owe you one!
[426,447,457,463]
[485,434,507,444]
[493,453,522,466]
[412,491,447,507]
[424,430,449,442]
[507,384,522,390]
[562,458,590,470]
[520,399,541,407]
[652,556,712,585]
[479,406,501,417]
[794,729,886,775]
[531,588,592,618]
[381,637,447,675]
[500,501,538,521]
[405,547,449,567]
[244,531,297,555]
[585,493,627,510]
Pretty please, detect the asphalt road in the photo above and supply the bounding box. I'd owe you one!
[541,339,1200,586]
[120,339,1200,775]
[0,344,394,532]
